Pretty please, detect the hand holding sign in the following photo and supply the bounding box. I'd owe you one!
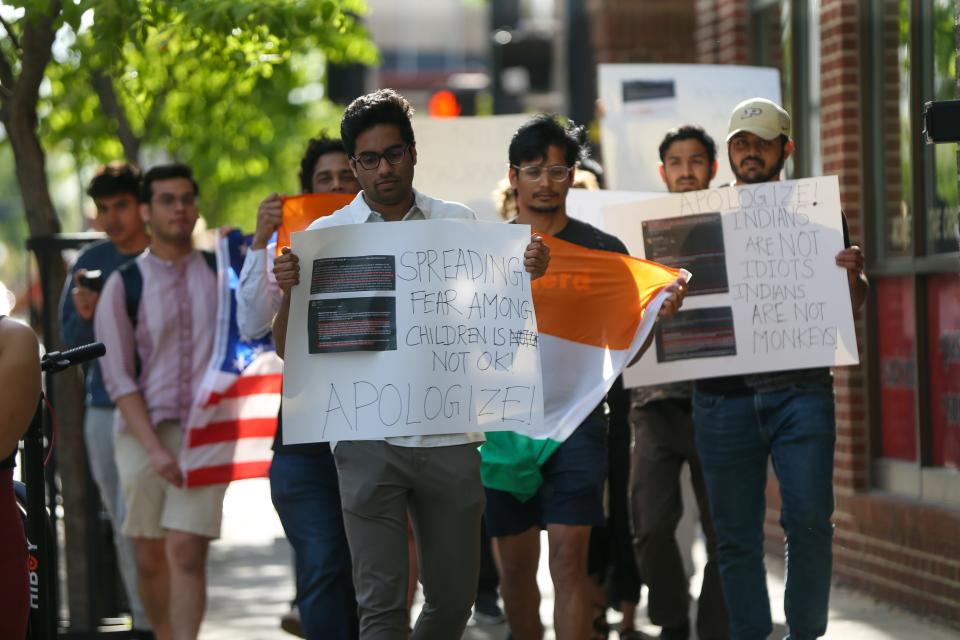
[658,276,688,318]
[274,247,300,293]
[523,235,550,281]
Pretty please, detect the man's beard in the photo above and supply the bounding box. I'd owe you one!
[730,150,786,184]
[529,202,562,214]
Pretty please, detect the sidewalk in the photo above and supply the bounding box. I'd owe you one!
[201,479,960,640]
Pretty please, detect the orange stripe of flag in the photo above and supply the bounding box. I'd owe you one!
[532,234,680,351]
[277,193,355,256]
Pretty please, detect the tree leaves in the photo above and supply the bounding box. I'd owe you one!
[11,0,377,229]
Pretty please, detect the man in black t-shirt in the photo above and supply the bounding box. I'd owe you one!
[693,99,868,640]
[485,114,684,640]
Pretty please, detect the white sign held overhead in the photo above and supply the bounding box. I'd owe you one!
[282,219,545,443]
[412,115,530,221]
[570,176,858,387]
[599,64,782,192]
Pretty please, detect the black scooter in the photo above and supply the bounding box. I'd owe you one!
[16,342,106,640]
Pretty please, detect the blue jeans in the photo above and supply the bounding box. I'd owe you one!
[270,448,358,640]
[693,385,835,640]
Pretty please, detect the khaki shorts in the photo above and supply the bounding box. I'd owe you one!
[115,420,226,539]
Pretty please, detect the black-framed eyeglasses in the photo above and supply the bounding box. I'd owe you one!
[511,164,573,182]
[352,144,410,171]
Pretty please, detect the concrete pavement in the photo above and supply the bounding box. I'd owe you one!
[200,478,959,640]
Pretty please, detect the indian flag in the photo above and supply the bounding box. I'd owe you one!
[480,233,687,501]
[275,192,354,254]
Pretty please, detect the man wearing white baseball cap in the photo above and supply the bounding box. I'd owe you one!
[692,98,869,640]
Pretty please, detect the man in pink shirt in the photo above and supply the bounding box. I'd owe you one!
[96,164,225,640]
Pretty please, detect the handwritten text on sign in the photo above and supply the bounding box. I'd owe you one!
[591,176,858,386]
[282,219,545,442]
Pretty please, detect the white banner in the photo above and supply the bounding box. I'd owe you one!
[282,219,545,442]
[599,64,782,192]
[412,115,530,221]
[572,176,859,386]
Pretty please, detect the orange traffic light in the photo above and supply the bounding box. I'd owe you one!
[428,89,462,118]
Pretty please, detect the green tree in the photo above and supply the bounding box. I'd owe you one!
[0,1,375,625]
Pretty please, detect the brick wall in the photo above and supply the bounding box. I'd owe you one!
[586,0,960,628]
[586,0,697,64]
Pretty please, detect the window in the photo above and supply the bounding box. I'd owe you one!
[926,0,959,255]
[867,0,960,506]
[749,0,821,178]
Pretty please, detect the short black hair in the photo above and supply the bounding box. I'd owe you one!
[340,89,415,157]
[658,125,717,167]
[578,157,605,189]
[140,164,199,204]
[87,162,141,201]
[299,135,347,193]
[508,114,585,168]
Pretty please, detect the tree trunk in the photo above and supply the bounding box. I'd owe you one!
[1,1,96,629]
[91,71,141,164]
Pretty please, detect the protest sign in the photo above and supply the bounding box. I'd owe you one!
[598,64,781,192]
[579,176,859,386]
[566,189,660,228]
[282,219,544,442]
[412,115,530,220]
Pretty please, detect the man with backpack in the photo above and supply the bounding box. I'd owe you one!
[59,162,153,635]
[96,163,224,640]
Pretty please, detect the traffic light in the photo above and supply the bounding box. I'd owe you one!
[428,74,488,117]
[428,90,462,118]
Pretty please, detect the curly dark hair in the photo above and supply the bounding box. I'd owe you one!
[508,114,586,168]
[299,135,348,193]
[658,125,717,167]
[340,89,415,157]
[86,162,141,201]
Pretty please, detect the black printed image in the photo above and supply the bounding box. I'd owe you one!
[308,297,397,354]
[655,307,736,363]
[310,255,396,295]
[622,79,676,103]
[642,213,728,295]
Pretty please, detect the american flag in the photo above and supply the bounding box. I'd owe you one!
[181,229,283,487]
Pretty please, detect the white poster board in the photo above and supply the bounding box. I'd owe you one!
[282,219,544,442]
[575,176,859,386]
[599,64,782,192]
[412,115,530,221]
[566,189,660,228]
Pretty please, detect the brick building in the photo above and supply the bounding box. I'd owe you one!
[585,0,960,629]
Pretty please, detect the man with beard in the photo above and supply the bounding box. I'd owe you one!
[692,99,868,640]
[97,164,225,640]
[629,126,728,640]
[60,162,153,636]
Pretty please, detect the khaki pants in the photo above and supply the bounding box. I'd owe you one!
[115,420,226,539]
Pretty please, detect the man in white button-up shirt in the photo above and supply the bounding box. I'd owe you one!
[272,89,550,640]
[237,137,362,639]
